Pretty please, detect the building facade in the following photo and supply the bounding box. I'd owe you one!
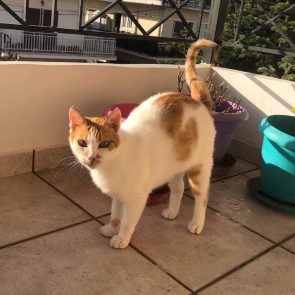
[0,0,210,61]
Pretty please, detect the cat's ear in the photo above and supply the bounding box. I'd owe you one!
[69,106,84,131]
[104,108,121,132]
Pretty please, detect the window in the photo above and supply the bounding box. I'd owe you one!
[87,10,110,30]
[121,15,133,29]
[27,8,53,27]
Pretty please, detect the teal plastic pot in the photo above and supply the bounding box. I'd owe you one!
[259,115,295,204]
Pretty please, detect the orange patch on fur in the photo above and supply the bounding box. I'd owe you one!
[69,122,89,140]
[176,118,198,161]
[187,164,210,206]
[187,165,202,195]
[69,116,120,149]
[185,40,216,111]
[89,117,120,149]
[188,165,201,177]
[111,219,120,228]
[203,193,209,207]
[157,93,199,161]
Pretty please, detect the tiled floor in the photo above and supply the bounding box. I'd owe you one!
[0,159,294,294]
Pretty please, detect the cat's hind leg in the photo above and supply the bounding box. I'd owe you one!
[187,164,211,234]
[162,173,184,220]
[100,198,123,238]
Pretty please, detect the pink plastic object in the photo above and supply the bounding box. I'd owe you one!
[102,103,139,122]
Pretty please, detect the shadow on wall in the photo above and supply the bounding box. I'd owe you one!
[244,73,293,110]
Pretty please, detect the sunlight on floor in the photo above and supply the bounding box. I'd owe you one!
[0,158,294,294]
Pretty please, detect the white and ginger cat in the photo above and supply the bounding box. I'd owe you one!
[69,39,217,249]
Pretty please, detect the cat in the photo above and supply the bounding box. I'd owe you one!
[68,39,217,249]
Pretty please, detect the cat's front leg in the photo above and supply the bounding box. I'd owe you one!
[110,197,147,249]
[100,197,123,238]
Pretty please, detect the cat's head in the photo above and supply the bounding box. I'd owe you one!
[68,107,121,169]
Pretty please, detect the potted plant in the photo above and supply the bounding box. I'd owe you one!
[248,114,295,213]
[177,68,249,177]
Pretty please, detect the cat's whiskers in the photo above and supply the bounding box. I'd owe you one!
[54,158,81,177]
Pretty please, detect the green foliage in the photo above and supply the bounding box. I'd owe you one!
[158,30,201,65]
[219,0,295,81]
[0,50,19,61]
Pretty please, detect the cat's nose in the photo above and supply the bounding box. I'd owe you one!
[88,156,97,164]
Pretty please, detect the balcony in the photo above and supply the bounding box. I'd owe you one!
[162,0,210,10]
[0,62,294,294]
[0,30,116,61]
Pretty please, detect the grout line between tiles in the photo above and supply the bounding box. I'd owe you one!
[0,218,93,251]
[34,172,96,219]
[0,211,112,251]
[96,213,193,292]
[211,167,259,183]
[95,212,111,220]
[32,149,35,173]
[180,167,260,191]
[184,192,277,245]
[165,272,194,293]
[193,234,295,293]
[193,244,278,294]
[130,244,194,293]
[184,168,259,192]
[279,245,295,255]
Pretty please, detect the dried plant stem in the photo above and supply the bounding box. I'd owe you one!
[177,68,243,112]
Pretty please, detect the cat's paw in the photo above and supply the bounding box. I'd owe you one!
[99,224,117,238]
[187,220,204,234]
[161,207,178,220]
[110,235,129,249]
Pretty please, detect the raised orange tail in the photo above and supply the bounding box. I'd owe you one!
[185,39,217,110]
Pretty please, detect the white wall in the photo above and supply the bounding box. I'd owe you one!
[2,0,79,29]
[0,3,23,24]
[1,62,293,156]
[0,62,211,154]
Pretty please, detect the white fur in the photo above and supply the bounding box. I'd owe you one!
[70,92,215,249]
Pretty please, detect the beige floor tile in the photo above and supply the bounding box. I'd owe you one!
[186,158,256,189]
[38,168,111,217]
[101,197,272,291]
[211,158,257,183]
[207,175,295,242]
[244,169,260,178]
[282,237,295,253]
[231,158,258,173]
[200,248,295,295]
[0,221,189,295]
[0,174,88,247]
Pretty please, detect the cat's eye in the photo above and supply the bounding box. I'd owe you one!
[99,141,110,148]
[78,139,87,147]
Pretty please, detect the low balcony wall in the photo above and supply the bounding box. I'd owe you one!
[0,62,210,154]
[0,62,293,177]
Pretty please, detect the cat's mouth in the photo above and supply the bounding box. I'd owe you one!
[85,159,100,169]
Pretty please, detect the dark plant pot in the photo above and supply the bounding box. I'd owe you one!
[212,101,249,162]
[212,153,236,178]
